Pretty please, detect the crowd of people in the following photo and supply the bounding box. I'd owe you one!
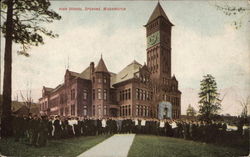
[12,114,248,147]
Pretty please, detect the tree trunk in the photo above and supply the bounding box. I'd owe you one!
[1,0,14,138]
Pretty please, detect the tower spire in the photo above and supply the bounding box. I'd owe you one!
[146,2,173,26]
[95,55,108,73]
[67,55,70,69]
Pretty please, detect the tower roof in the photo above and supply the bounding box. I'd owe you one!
[95,56,109,73]
[146,2,173,26]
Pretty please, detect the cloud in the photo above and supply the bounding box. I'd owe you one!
[172,24,250,90]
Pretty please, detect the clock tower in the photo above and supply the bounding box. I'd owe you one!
[145,2,173,81]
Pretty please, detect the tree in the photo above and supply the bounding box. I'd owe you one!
[186,104,196,117]
[0,0,61,137]
[239,95,249,118]
[198,74,221,122]
[19,85,33,115]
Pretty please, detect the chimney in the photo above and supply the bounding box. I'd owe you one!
[90,62,95,74]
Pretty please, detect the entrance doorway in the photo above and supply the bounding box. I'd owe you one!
[158,102,172,120]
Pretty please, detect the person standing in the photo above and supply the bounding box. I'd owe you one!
[97,118,102,135]
[48,117,53,139]
[31,115,39,146]
[116,118,122,134]
[102,118,107,134]
[141,119,146,134]
[53,116,61,139]
[159,120,165,136]
[38,116,48,147]
[133,118,139,134]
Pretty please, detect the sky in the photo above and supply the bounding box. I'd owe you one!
[0,0,249,115]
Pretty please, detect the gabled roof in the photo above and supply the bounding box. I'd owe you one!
[140,63,150,73]
[68,69,90,80]
[79,66,91,80]
[51,84,64,93]
[43,86,53,92]
[68,71,80,78]
[172,75,177,81]
[146,2,173,26]
[95,57,109,73]
[110,72,117,87]
[112,60,142,85]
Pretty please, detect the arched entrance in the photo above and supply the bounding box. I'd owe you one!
[158,101,172,120]
[110,108,118,117]
[109,105,119,117]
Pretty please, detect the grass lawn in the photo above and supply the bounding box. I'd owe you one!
[0,135,110,157]
[128,135,248,157]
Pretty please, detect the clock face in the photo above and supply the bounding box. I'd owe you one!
[147,31,160,48]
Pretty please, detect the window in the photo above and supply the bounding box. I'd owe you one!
[136,89,139,100]
[104,106,107,115]
[93,105,95,116]
[93,89,95,100]
[60,94,64,104]
[83,89,88,100]
[98,78,102,83]
[119,91,122,101]
[143,106,145,116]
[104,89,107,100]
[60,108,64,116]
[125,90,128,100]
[104,76,107,83]
[140,89,143,100]
[128,89,131,99]
[71,104,75,115]
[98,89,102,99]
[125,106,127,116]
[98,106,101,115]
[83,106,87,116]
[65,107,69,116]
[128,105,131,116]
[146,106,149,117]
[136,106,138,116]
[121,90,124,101]
[120,106,123,116]
[123,106,125,116]
[139,105,143,116]
[71,89,75,100]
